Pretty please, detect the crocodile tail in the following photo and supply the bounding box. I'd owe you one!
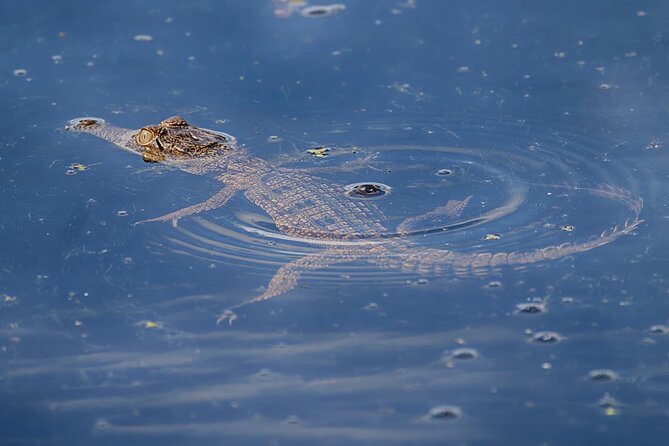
[369,215,642,277]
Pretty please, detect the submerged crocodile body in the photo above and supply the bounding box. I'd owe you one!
[66,116,643,324]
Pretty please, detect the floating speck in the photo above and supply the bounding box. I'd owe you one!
[636,10,646,17]
[561,225,575,232]
[51,54,63,64]
[436,168,452,176]
[457,66,470,74]
[483,233,501,241]
[285,415,301,425]
[301,4,346,18]
[74,320,83,327]
[485,281,502,288]
[364,302,379,310]
[428,405,461,420]
[13,68,27,77]
[142,320,160,329]
[416,278,429,285]
[116,210,129,217]
[515,302,546,315]
[531,331,563,344]
[650,324,668,334]
[554,51,566,58]
[599,83,613,90]
[133,34,153,42]
[588,369,619,382]
[625,51,638,58]
[446,348,479,361]
[267,135,281,142]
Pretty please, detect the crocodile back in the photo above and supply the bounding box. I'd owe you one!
[243,170,389,240]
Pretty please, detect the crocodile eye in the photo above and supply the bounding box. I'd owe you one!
[136,128,155,146]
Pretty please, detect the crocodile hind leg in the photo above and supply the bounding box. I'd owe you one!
[396,195,472,235]
[136,184,241,227]
[217,245,369,324]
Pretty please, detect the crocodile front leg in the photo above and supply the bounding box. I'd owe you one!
[217,245,370,324]
[396,195,472,235]
[136,184,241,227]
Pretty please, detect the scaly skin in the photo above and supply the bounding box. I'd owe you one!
[65,117,643,324]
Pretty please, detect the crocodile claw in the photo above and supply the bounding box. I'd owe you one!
[216,309,238,326]
[134,215,180,227]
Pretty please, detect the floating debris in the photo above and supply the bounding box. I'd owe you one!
[436,168,452,176]
[301,4,346,18]
[1,294,18,307]
[456,66,470,74]
[306,147,330,158]
[69,163,89,172]
[142,320,160,329]
[646,137,661,150]
[561,225,575,232]
[597,393,621,416]
[483,233,501,241]
[133,34,154,42]
[116,210,129,217]
[13,68,27,77]
[51,54,63,64]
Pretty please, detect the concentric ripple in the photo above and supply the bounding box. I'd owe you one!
[155,116,643,289]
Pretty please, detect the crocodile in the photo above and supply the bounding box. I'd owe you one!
[65,116,643,324]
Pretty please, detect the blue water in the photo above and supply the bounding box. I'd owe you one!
[2,1,669,444]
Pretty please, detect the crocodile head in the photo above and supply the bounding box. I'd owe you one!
[66,116,237,166]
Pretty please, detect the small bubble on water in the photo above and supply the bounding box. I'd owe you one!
[133,34,153,42]
[588,369,619,382]
[436,168,452,176]
[13,68,27,77]
[428,405,461,420]
[301,4,346,18]
[285,415,301,425]
[531,331,563,344]
[649,324,668,334]
[445,348,479,361]
[515,302,547,315]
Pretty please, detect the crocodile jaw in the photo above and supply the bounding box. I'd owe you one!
[65,117,140,155]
